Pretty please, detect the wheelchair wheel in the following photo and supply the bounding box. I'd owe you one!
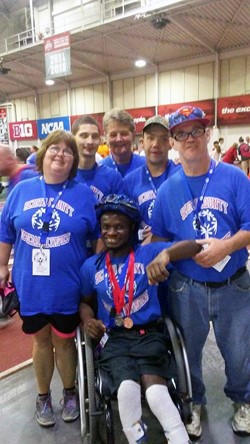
[84,332,98,443]
[164,317,192,424]
[76,327,98,443]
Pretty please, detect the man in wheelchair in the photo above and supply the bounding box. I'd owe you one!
[79,194,200,443]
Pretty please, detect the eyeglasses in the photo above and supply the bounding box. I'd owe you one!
[173,127,206,142]
[48,146,73,157]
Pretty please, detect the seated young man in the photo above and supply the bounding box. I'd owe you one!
[79,194,200,444]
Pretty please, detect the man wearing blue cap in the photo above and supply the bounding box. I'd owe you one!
[147,105,250,439]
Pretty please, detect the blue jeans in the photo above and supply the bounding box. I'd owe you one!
[168,268,250,405]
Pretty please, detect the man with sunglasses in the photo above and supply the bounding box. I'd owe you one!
[148,106,250,439]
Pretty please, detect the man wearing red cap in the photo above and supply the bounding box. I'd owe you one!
[147,105,250,439]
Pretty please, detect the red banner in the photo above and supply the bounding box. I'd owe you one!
[44,32,70,53]
[9,120,38,141]
[70,113,104,134]
[126,107,155,133]
[158,100,215,127]
[217,95,250,126]
[0,108,6,118]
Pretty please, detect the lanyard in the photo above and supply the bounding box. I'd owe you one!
[110,153,132,172]
[105,249,135,317]
[145,162,171,195]
[182,159,216,231]
[39,177,68,245]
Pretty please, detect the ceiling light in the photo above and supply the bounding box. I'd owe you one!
[45,79,54,86]
[135,59,146,68]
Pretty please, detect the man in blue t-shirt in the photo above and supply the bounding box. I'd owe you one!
[124,115,181,241]
[0,143,38,195]
[148,105,250,439]
[102,108,145,177]
[79,194,200,444]
[72,115,123,201]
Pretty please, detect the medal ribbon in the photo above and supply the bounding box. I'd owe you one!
[105,249,135,317]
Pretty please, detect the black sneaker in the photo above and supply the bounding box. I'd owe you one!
[36,392,56,427]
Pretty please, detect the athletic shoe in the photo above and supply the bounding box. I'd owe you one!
[61,388,80,422]
[232,403,250,436]
[186,404,202,439]
[36,392,56,427]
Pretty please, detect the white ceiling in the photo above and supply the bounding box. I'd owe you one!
[0,0,250,102]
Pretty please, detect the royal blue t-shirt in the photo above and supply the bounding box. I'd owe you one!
[76,163,124,201]
[102,153,145,177]
[80,242,171,327]
[124,161,181,226]
[0,177,98,315]
[151,162,250,282]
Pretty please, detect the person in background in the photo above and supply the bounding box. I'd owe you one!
[211,140,222,162]
[0,130,98,428]
[97,138,110,158]
[26,145,39,165]
[238,136,250,175]
[16,147,31,163]
[148,105,250,440]
[102,108,145,177]
[80,194,200,444]
[222,142,240,165]
[218,137,225,155]
[0,143,38,195]
[124,116,181,242]
[72,115,124,202]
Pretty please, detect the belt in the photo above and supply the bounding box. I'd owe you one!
[191,266,247,288]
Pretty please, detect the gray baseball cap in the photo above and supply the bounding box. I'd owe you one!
[143,115,169,132]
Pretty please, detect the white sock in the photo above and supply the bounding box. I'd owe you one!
[117,380,144,443]
[146,384,189,444]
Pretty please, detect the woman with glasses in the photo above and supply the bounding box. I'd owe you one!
[0,130,98,428]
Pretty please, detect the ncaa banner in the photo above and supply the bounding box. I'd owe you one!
[37,116,70,139]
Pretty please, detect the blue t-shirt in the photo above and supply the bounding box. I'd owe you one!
[80,242,171,327]
[151,162,250,282]
[124,161,181,226]
[76,163,124,202]
[8,165,38,194]
[102,153,145,177]
[0,177,98,315]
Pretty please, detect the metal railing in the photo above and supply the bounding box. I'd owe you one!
[0,0,168,56]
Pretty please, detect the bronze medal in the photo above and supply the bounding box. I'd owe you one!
[115,314,124,327]
[123,317,133,329]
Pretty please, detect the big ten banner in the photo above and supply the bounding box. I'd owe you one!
[37,116,70,139]
[9,120,38,141]
[126,107,155,133]
[217,95,250,126]
[0,107,8,143]
[158,100,215,127]
[44,32,71,80]
[70,113,104,134]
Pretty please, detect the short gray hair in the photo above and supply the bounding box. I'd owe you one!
[103,108,135,133]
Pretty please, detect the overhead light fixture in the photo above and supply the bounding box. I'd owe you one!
[135,59,146,68]
[45,79,54,86]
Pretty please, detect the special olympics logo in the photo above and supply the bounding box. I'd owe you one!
[31,207,60,231]
[193,209,217,237]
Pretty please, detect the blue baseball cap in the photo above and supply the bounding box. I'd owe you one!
[169,106,210,133]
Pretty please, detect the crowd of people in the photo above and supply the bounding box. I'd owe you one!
[0,105,249,443]
[211,135,250,176]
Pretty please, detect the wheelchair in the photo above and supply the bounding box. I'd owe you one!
[76,317,192,444]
